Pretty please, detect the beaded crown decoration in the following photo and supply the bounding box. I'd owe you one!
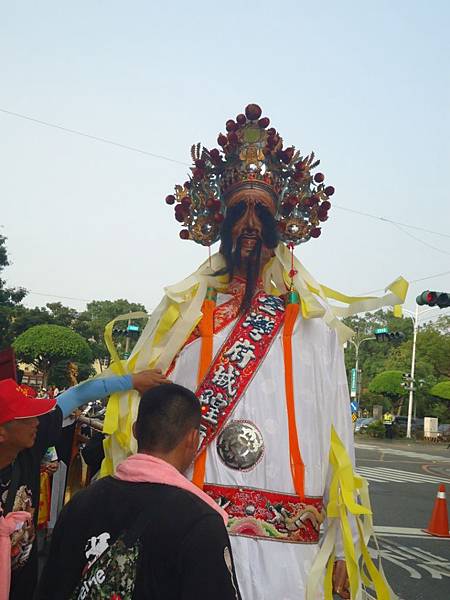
[165,103,334,246]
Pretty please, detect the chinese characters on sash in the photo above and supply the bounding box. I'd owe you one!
[196,293,285,454]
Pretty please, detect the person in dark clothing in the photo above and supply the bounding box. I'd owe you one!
[0,370,168,600]
[80,430,106,479]
[37,383,241,600]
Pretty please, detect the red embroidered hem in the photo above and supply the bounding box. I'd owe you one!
[204,484,324,544]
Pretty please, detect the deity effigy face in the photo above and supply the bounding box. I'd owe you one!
[223,186,278,265]
[227,187,276,262]
[218,185,280,310]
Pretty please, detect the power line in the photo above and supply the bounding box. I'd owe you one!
[0,107,189,166]
[411,269,450,284]
[333,204,450,240]
[2,106,449,240]
[361,270,450,296]
[26,291,91,303]
[391,223,450,257]
[24,269,450,306]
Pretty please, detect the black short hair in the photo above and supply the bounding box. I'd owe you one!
[135,383,201,453]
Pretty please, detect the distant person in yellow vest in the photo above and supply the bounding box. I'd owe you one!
[383,411,394,439]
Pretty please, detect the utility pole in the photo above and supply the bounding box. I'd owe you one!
[401,306,436,438]
[124,318,132,356]
[406,305,418,439]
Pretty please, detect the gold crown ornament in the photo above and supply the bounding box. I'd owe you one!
[165,103,334,246]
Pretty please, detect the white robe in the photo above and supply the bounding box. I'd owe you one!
[171,291,354,600]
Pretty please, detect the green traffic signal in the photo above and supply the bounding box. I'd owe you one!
[374,330,405,342]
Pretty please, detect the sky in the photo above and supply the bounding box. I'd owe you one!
[1,1,449,319]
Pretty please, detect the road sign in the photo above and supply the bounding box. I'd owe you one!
[127,324,140,332]
[350,368,357,398]
[374,327,389,334]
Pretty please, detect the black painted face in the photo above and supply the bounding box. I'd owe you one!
[218,199,279,312]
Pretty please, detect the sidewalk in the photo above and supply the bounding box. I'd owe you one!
[355,435,450,460]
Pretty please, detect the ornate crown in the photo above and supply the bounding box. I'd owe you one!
[165,103,334,246]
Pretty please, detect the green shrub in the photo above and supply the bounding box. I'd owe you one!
[367,420,385,438]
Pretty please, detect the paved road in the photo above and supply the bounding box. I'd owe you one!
[355,438,450,600]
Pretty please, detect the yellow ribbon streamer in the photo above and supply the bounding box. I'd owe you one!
[306,427,396,600]
[100,311,148,476]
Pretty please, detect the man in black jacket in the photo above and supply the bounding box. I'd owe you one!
[37,383,241,600]
[0,370,168,600]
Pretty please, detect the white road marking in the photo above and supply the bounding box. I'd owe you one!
[374,526,428,538]
[375,540,450,580]
[356,466,450,484]
[355,443,450,463]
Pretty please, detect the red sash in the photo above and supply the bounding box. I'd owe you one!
[196,291,285,455]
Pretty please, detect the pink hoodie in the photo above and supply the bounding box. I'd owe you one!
[114,453,227,524]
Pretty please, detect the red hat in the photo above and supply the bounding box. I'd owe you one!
[0,379,56,426]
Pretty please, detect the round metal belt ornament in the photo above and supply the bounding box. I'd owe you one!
[217,420,264,471]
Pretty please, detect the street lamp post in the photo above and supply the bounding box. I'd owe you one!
[406,305,418,439]
[349,336,376,405]
[401,306,437,438]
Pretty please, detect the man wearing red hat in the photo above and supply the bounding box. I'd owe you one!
[0,369,168,600]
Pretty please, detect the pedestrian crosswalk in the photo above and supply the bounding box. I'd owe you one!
[356,466,450,484]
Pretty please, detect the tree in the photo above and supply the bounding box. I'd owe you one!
[13,324,93,387]
[430,381,450,401]
[48,360,95,389]
[8,302,80,341]
[0,235,27,349]
[414,328,450,379]
[74,299,147,367]
[368,370,407,415]
[46,302,79,328]
[343,310,413,393]
[343,309,450,419]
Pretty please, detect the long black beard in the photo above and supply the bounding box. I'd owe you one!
[233,237,262,312]
[215,202,279,313]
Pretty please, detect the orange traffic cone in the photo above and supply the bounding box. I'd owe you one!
[423,484,450,538]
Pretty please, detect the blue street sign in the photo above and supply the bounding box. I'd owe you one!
[127,324,140,332]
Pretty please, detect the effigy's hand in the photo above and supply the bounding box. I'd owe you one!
[43,461,60,475]
[132,369,171,394]
[332,560,350,599]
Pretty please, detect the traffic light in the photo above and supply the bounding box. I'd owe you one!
[113,325,141,338]
[374,328,405,343]
[401,373,414,391]
[112,327,126,337]
[416,290,450,309]
[387,332,405,342]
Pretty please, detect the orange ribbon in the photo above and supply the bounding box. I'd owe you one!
[192,295,216,489]
[282,298,305,498]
